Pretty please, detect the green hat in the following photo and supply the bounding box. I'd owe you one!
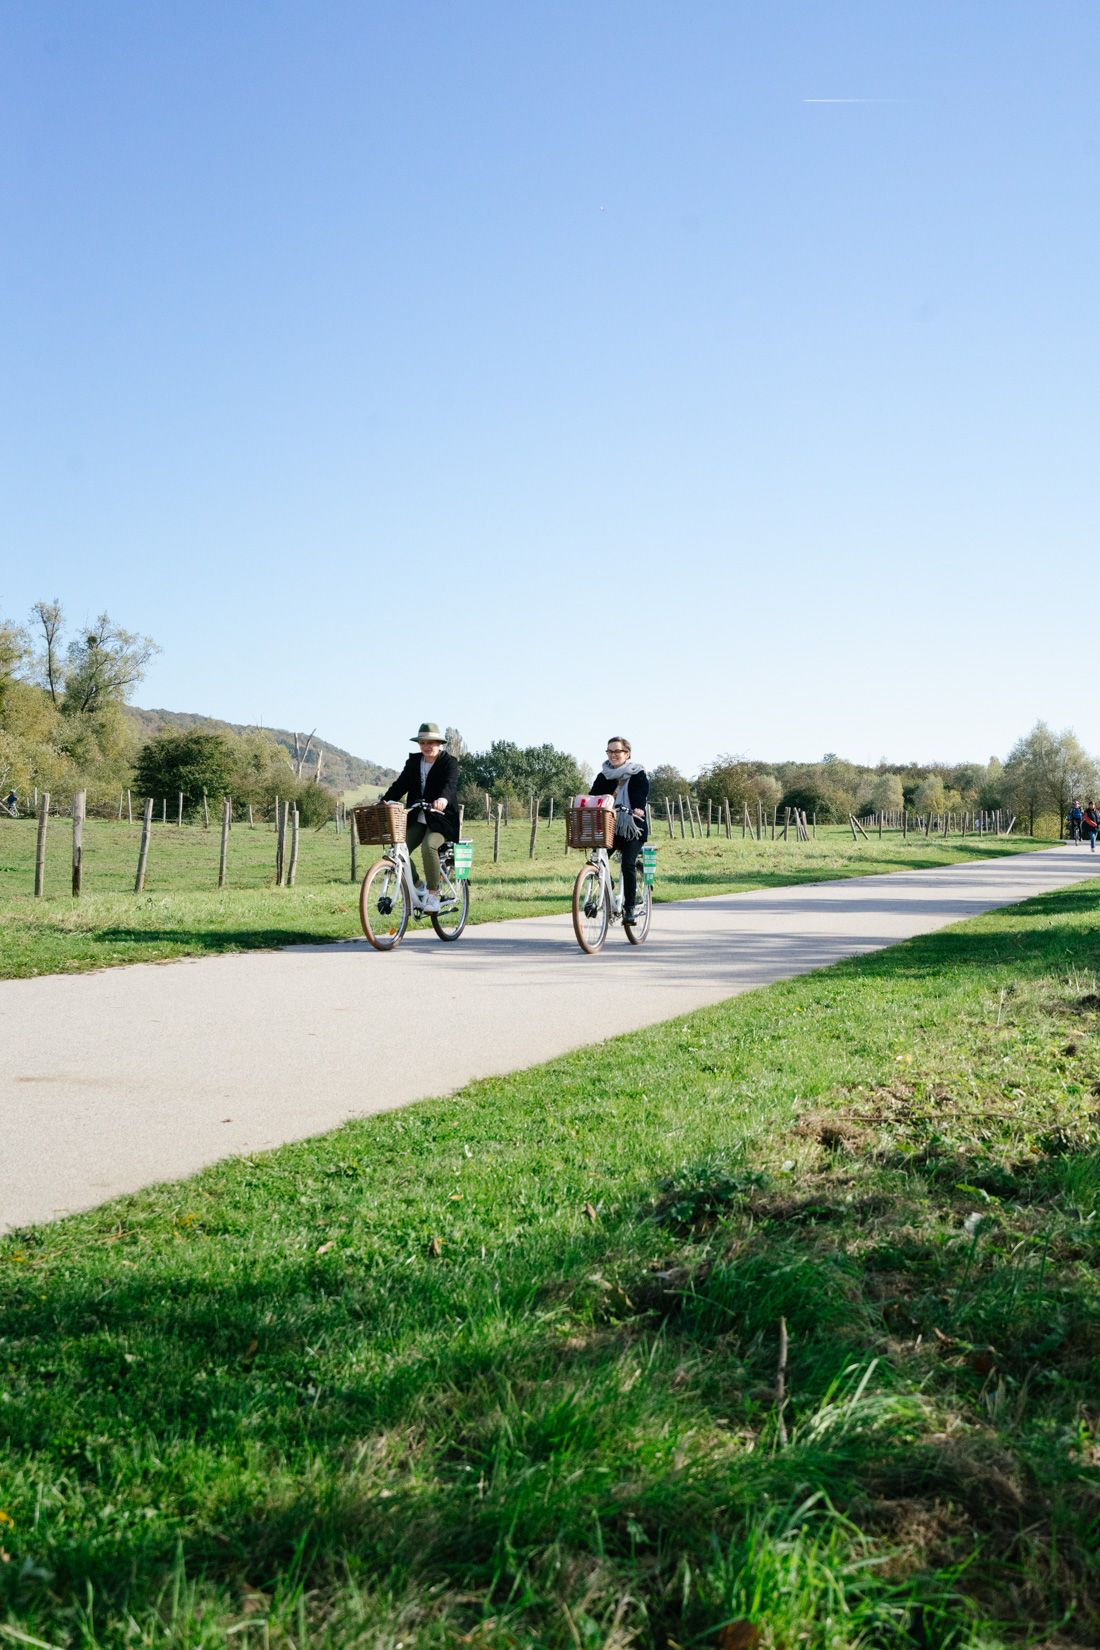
[410,722,446,743]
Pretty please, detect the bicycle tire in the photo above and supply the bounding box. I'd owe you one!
[431,859,470,940]
[572,863,610,953]
[624,876,652,944]
[360,858,411,950]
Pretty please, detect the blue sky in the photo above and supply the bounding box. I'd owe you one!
[3,2,1098,777]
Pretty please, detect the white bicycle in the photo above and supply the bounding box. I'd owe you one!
[358,808,471,951]
[572,843,653,954]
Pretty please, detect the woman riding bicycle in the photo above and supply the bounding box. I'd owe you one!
[589,735,649,925]
[379,723,459,912]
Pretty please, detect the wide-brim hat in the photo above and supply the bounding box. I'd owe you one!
[410,722,447,743]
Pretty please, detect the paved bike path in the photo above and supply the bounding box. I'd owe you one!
[2,844,1098,1233]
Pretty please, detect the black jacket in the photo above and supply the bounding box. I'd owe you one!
[382,752,461,843]
[590,767,650,843]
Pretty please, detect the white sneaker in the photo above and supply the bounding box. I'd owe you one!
[424,891,441,913]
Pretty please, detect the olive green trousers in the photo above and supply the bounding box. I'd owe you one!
[405,818,446,891]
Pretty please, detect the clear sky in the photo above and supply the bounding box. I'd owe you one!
[3,2,1098,778]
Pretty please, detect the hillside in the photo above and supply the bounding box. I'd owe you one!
[123,707,396,796]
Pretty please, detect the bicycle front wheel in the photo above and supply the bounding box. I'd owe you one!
[572,864,610,953]
[624,878,652,944]
[360,858,411,950]
[431,855,470,941]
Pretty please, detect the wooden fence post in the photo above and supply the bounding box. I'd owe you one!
[287,808,300,886]
[127,789,132,824]
[783,807,790,842]
[485,792,491,825]
[529,799,539,859]
[162,798,167,825]
[677,796,686,839]
[742,802,749,839]
[276,800,287,885]
[117,792,123,819]
[925,810,931,838]
[547,797,554,831]
[71,790,86,897]
[202,792,210,829]
[218,796,230,887]
[812,811,816,839]
[458,804,465,838]
[771,807,777,841]
[350,810,358,883]
[707,799,712,838]
[666,797,674,838]
[134,797,153,891]
[849,814,859,843]
[248,803,254,828]
[34,792,50,897]
[494,802,502,862]
[504,796,509,827]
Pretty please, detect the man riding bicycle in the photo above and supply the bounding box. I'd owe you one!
[379,723,459,912]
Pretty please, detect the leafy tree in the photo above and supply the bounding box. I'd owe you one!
[977,757,1005,811]
[459,740,583,804]
[870,772,904,813]
[694,756,757,812]
[914,775,945,812]
[61,615,159,718]
[133,730,237,818]
[648,764,690,806]
[1004,722,1098,837]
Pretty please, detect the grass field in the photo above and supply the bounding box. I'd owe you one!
[0,813,1055,979]
[2,879,1100,1647]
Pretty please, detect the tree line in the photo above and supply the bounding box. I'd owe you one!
[4,599,1093,836]
[0,600,333,824]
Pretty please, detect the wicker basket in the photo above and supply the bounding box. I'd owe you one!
[567,806,616,850]
[354,802,406,846]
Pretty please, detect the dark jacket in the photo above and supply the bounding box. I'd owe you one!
[382,752,461,843]
[590,767,650,844]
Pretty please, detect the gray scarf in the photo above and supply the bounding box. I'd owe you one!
[600,759,645,841]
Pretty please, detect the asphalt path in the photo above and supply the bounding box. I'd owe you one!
[3,844,1099,1233]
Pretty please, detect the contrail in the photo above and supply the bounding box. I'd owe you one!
[803,98,901,103]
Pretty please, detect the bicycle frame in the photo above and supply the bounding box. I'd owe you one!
[379,830,464,918]
[586,847,629,924]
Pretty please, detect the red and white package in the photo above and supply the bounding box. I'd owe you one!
[573,794,614,809]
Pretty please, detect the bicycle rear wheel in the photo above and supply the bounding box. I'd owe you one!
[572,863,610,953]
[624,875,652,944]
[431,853,470,940]
[360,858,411,950]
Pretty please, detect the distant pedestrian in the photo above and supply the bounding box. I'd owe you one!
[1084,801,1100,853]
[2,790,17,818]
[1069,799,1084,843]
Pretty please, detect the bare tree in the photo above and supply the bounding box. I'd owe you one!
[31,599,65,704]
[292,729,317,778]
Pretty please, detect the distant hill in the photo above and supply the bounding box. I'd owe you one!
[124,707,397,796]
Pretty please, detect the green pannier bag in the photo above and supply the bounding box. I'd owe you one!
[452,840,474,882]
[642,845,657,886]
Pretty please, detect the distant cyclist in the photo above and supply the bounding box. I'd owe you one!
[379,723,459,913]
[1083,800,1100,854]
[1069,799,1085,844]
[589,735,649,926]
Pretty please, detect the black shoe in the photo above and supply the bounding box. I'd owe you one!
[624,904,638,925]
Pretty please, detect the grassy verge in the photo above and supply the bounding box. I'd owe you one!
[0,815,1053,979]
[2,881,1100,1647]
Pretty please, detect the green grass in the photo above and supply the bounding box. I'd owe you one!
[3,880,1100,1647]
[0,814,1053,980]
